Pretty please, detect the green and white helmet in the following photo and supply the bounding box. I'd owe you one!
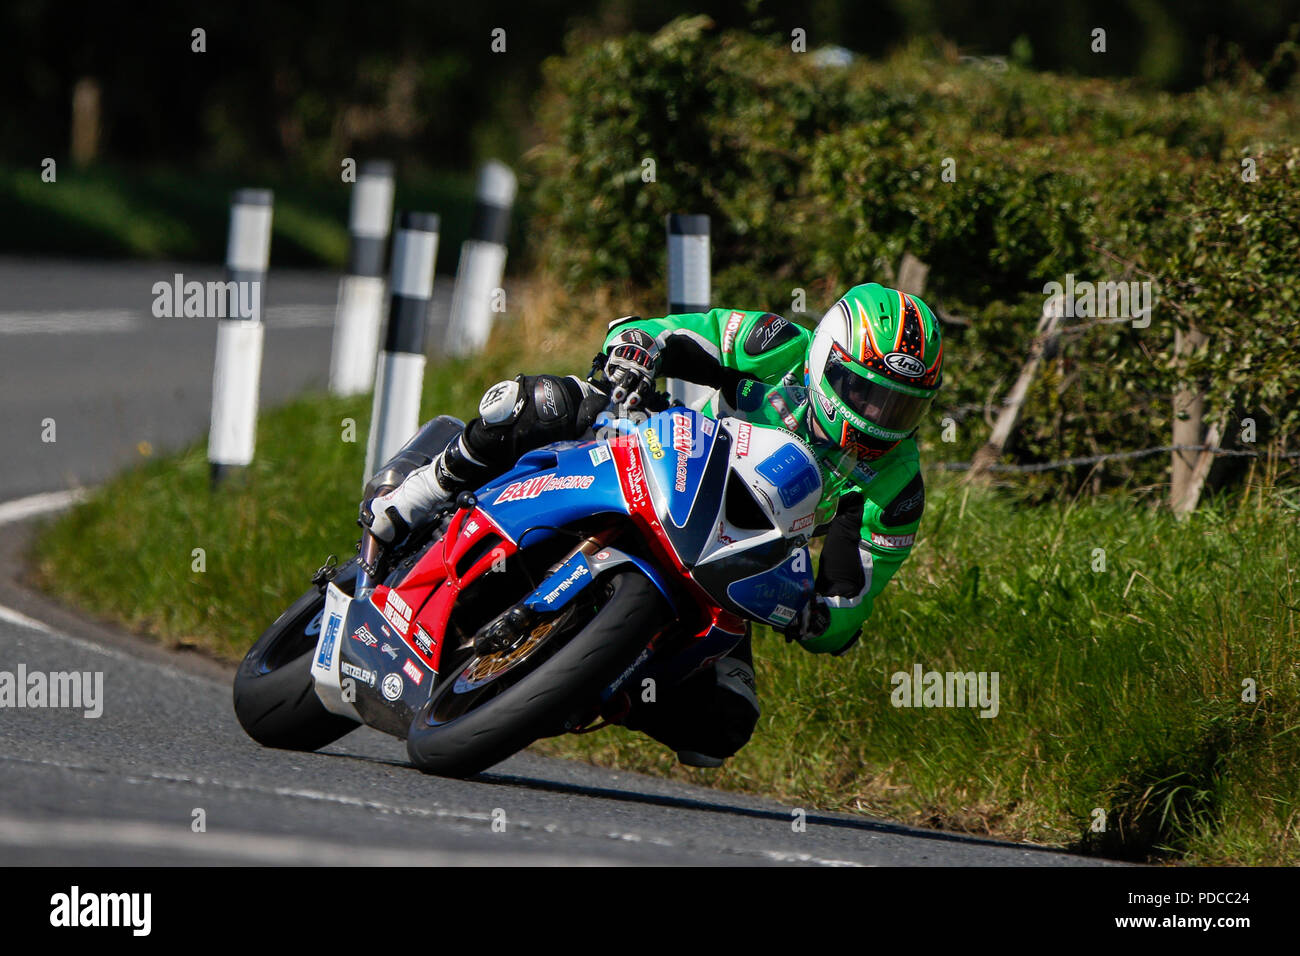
[805,283,943,451]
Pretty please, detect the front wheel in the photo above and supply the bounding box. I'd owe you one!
[406,571,668,778]
[233,562,362,751]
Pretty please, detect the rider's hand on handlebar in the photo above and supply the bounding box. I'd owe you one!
[604,329,660,409]
[783,595,831,646]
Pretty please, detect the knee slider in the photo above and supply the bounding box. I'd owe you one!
[478,377,525,426]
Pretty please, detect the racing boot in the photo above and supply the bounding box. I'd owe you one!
[625,636,761,767]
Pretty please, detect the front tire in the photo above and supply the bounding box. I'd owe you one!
[406,571,668,778]
[233,562,362,751]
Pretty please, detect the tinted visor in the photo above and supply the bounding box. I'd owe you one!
[825,357,932,435]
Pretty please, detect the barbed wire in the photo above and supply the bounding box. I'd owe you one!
[937,444,1300,474]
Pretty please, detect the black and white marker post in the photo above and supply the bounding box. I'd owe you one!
[329,159,395,396]
[666,213,712,409]
[208,188,273,485]
[364,212,440,481]
[445,160,516,356]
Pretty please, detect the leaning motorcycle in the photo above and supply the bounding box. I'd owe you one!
[233,376,821,778]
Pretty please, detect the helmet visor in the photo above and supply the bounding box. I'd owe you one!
[824,353,932,437]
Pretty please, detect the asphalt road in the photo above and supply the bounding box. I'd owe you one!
[0,256,1105,865]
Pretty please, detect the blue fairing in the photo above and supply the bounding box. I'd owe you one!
[640,408,719,528]
[473,439,630,541]
[725,547,815,626]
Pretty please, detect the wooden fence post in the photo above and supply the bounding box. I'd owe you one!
[1170,326,1211,515]
[966,293,1065,482]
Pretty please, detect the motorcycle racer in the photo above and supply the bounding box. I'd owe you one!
[361,282,943,765]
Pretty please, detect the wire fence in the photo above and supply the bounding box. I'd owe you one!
[937,444,1300,474]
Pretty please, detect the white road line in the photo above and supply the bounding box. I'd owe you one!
[6,754,868,867]
[0,603,53,633]
[0,814,617,866]
[0,309,141,335]
[0,305,337,336]
[0,489,88,527]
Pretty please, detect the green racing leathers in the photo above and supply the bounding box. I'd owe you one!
[603,308,926,654]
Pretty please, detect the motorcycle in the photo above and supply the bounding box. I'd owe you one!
[233,375,821,778]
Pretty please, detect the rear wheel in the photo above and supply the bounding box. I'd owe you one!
[406,571,668,778]
[233,562,362,751]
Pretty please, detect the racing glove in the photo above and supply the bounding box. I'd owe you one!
[604,328,660,408]
[782,595,831,647]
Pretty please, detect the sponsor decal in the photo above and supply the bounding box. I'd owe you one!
[380,642,400,660]
[771,604,796,625]
[852,462,878,484]
[700,418,715,437]
[413,626,434,656]
[722,311,745,352]
[735,377,764,412]
[756,444,821,508]
[593,549,611,560]
[402,659,424,686]
[341,661,377,687]
[620,328,655,350]
[816,389,838,422]
[623,446,649,508]
[605,646,653,695]
[671,413,693,455]
[789,513,815,533]
[540,377,558,416]
[885,479,925,525]
[671,414,694,496]
[316,612,342,667]
[643,427,665,460]
[871,531,916,549]
[588,445,612,466]
[493,473,597,504]
[746,314,792,354]
[735,422,753,457]
[883,351,926,378]
[767,393,800,431]
[381,673,403,701]
[864,421,901,441]
[543,562,589,604]
[382,590,413,636]
[464,519,479,535]
[350,623,378,647]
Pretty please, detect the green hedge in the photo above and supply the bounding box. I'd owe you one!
[527,20,1300,495]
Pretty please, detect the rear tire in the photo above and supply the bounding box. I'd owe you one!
[406,571,667,778]
[233,563,362,751]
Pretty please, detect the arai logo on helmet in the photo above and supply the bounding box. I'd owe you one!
[883,352,926,378]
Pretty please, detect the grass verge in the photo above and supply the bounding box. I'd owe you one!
[30,327,1300,864]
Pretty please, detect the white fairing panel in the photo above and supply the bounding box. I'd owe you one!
[310,582,362,720]
[693,417,820,571]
